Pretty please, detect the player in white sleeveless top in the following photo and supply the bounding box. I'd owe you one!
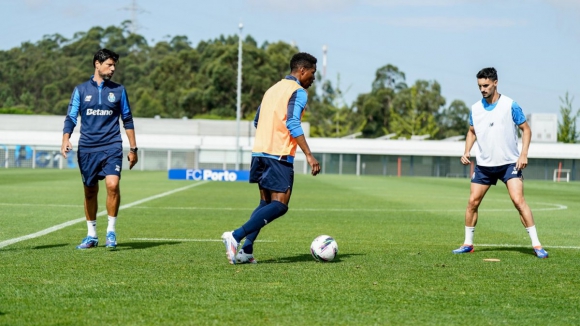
[452,67,548,259]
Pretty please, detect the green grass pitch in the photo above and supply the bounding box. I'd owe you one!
[0,169,579,325]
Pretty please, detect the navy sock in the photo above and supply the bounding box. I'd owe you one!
[233,201,288,242]
[241,200,268,254]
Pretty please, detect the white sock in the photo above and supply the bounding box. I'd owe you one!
[87,220,97,238]
[107,216,117,233]
[464,226,475,245]
[526,225,542,247]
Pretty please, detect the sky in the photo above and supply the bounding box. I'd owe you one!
[2,0,580,119]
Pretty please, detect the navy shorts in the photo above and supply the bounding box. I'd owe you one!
[249,156,294,193]
[77,147,123,187]
[471,163,522,186]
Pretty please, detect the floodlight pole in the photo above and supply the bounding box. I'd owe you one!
[235,23,243,170]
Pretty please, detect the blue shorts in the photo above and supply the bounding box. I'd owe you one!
[77,147,123,187]
[471,163,522,186]
[249,156,294,193]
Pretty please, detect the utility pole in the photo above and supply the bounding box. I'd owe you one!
[120,0,146,34]
[235,23,243,170]
[322,44,327,80]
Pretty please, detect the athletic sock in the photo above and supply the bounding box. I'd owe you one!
[241,234,257,254]
[107,216,117,233]
[464,226,475,246]
[526,225,542,248]
[87,220,97,238]
[233,201,288,242]
[241,200,268,254]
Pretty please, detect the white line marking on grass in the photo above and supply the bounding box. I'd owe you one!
[0,203,83,208]
[1,201,567,212]
[0,182,208,249]
[132,202,567,212]
[478,243,580,250]
[129,238,275,243]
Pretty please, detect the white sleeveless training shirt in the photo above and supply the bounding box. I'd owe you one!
[470,95,522,167]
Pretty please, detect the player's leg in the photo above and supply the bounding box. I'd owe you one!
[453,165,492,254]
[104,175,120,249]
[223,157,265,264]
[223,158,292,264]
[465,182,491,227]
[77,151,100,249]
[232,160,292,240]
[232,188,290,244]
[102,147,123,249]
[105,175,120,216]
[505,175,548,258]
[83,183,99,236]
[238,197,269,263]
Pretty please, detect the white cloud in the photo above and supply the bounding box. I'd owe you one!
[23,0,50,10]
[342,15,522,30]
[544,0,580,10]
[363,0,471,7]
[246,0,357,12]
[386,16,520,29]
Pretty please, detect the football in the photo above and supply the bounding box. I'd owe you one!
[310,235,338,262]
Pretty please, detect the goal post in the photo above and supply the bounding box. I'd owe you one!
[553,169,571,182]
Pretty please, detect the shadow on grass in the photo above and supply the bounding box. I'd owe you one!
[477,246,535,256]
[32,243,69,250]
[0,311,5,316]
[116,241,182,250]
[259,253,363,264]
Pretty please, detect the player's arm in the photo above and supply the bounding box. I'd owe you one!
[253,105,261,128]
[61,88,80,158]
[294,135,320,176]
[516,122,531,170]
[461,112,476,165]
[513,101,530,170]
[286,89,320,176]
[120,88,138,170]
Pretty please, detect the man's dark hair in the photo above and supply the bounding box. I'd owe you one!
[290,52,317,72]
[476,67,497,81]
[93,48,119,67]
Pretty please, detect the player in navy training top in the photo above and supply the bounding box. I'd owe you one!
[61,48,138,250]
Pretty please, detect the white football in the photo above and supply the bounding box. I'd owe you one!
[310,235,338,262]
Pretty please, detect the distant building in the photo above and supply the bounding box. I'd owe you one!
[527,113,557,143]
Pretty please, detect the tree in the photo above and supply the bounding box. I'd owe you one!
[389,84,441,139]
[372,64,407,92]
[354,64,404,138]
[0,23,471,140]
[436,99,470,139]
[306,74,360,137]
[557,92,579,143]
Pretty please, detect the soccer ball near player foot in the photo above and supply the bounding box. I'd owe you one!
[310,235,338,262]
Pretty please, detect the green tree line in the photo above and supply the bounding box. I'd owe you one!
[3,22,573,141]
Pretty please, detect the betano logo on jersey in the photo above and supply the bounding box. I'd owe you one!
[86,108,113,116]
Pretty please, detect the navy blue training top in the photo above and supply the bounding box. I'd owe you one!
[63,76,134,152]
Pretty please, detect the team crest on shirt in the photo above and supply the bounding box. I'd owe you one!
[108,92,116,102]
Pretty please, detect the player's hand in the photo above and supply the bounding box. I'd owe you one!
[61,142,73,158]
[516,156,528,170]
[308,155,320,176]
[127,152,138,170]
[460,153,471,165]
